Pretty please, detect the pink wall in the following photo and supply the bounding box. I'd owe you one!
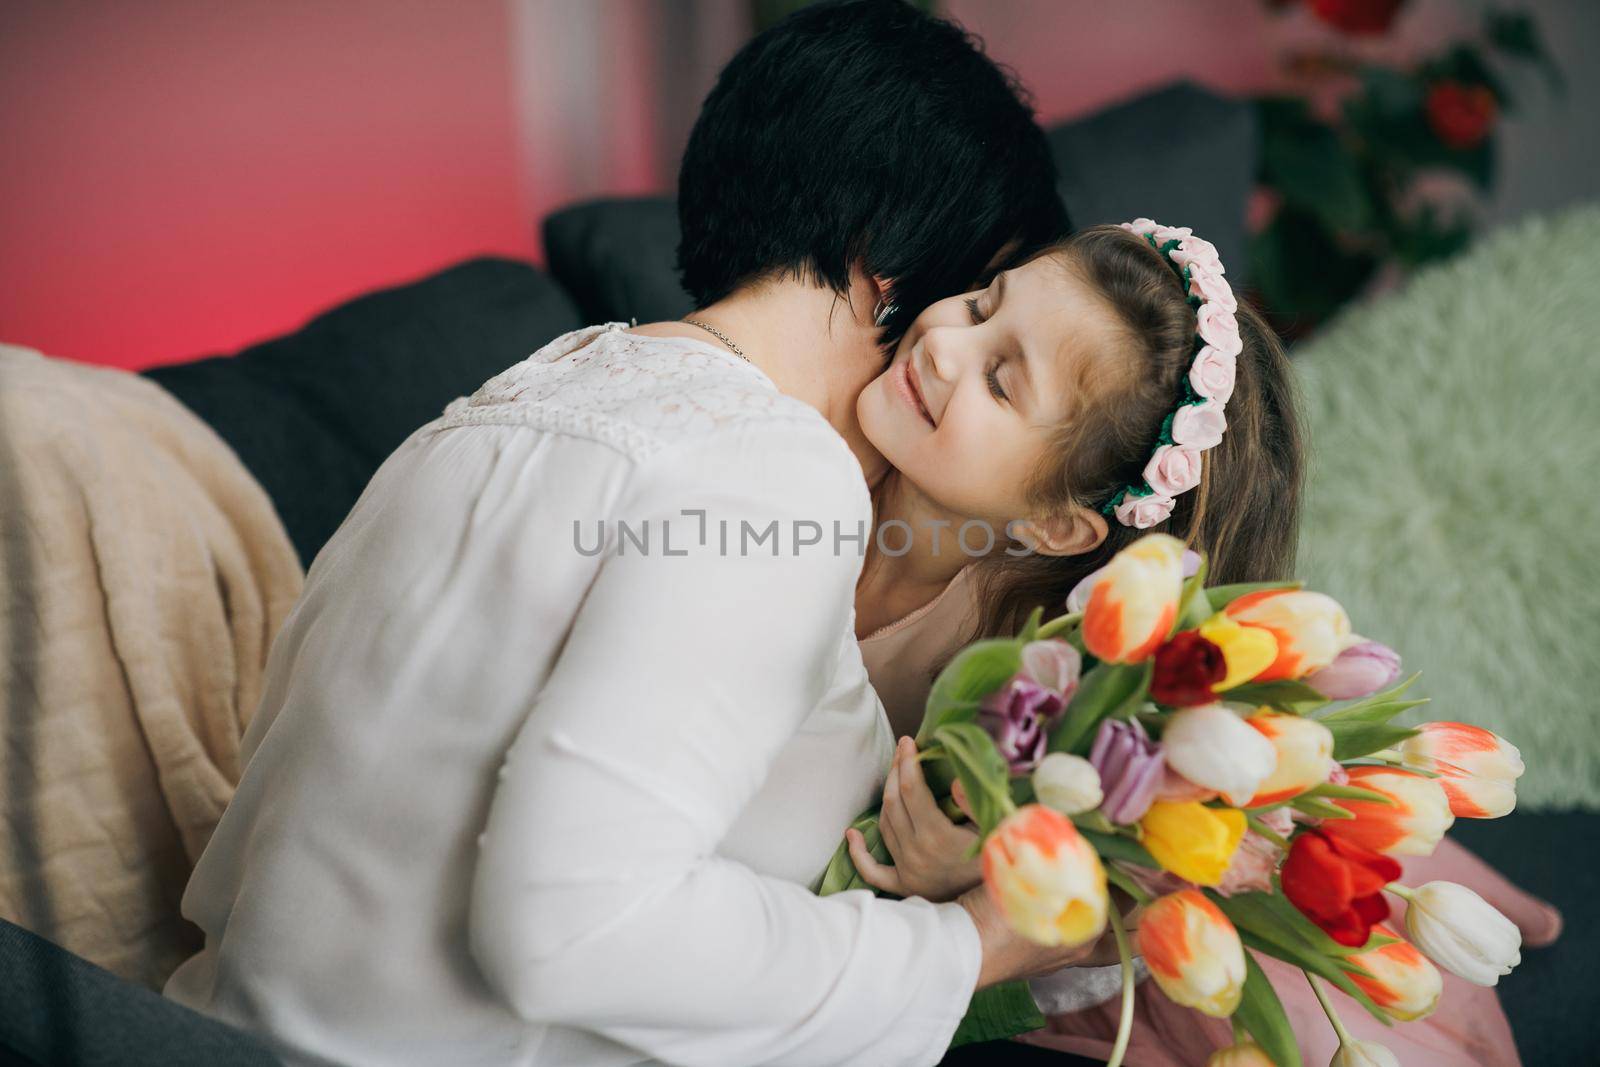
[0,1,530,369]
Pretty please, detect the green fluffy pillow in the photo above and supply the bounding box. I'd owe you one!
[1294,203,1600,810]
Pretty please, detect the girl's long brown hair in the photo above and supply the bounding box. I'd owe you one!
[968,225,1306,641]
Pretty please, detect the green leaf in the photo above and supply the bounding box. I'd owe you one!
[1290,796,1357,821]
[1203,581,1302,613]
[1019,606,1044,644]
[1209,891,1372,963]
[918,638,1022,745]
[1049,660,1153,756]
[1235,952,1303,1067]
[1224,680,1331,716]
[933,723,1014,836]
[1174,552,1212,631]
[1304,782,1395,805]
[1079,828,1158,869]
[1486,9,1566,94]
[1317,673,1426,725]
[816,809,889,897]
[1326,720,1421,761]
[1247,207,1378,328]
[949,981,1046,1048]
[1237,930,1392,1025]
[1259,106,1371,232]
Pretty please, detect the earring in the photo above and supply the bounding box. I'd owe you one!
[873,298,898,327]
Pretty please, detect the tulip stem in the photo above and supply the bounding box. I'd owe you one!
[1105,905,1136,1067]
[1384,882,1416,903]
[1306,972,1353,1047]
[1035,611,1083,641]
[1244,814,1291,850]
[1102,862,1153,906]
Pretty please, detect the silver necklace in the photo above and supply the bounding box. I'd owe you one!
[682,318,749,362]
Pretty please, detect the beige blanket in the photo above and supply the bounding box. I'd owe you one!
[0,343,303,988]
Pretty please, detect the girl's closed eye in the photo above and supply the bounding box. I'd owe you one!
[964,298,1009,402]
[985,360,1008,401]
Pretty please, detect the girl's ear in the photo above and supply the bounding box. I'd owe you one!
[1012,505,1109,558]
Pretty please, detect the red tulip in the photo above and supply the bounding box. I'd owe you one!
[1150,630,1228,706]
[1426,82,1497,150]
[1308,0,1405,36]
[1280,828,1401,947]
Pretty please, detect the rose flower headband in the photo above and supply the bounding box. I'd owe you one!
[1098,218,1240,530]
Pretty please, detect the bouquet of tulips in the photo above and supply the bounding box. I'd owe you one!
[819,532,1526,1066]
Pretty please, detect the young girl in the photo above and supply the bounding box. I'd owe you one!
[845,223,1560,1065]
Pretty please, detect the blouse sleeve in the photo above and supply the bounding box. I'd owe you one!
[467,420,982,1067]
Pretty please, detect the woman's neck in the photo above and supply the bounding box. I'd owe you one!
[854,471,975,638]
[633,277,889,484]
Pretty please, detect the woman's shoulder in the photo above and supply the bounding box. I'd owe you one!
[429,323,830,462]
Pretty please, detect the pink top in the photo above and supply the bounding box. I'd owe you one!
[855,566,1560,1066]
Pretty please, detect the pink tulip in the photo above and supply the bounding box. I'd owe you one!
[1304,639,1402,699]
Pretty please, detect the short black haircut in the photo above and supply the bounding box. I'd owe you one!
[676,0,1069,342]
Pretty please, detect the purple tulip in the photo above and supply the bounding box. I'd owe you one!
[1304,640,1403,700]
[1088,718,1166,824]
[979,676,1066,774]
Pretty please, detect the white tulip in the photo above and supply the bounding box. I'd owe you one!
[1330,1039,1399,1067]
[1160,703,1277,807]
[1403,880,1522,986]
[1032,753,1103,816]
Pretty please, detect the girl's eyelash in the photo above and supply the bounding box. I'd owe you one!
[985,360,1007,401]
[965,296,1007,400]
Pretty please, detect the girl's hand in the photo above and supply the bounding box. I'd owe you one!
[845,736,982,903]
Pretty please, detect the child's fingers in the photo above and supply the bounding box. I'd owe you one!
[846,828,903,896]
[951,779,976,822]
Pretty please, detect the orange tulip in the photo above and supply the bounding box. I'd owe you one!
[981,804,1109,947]
[1398,722,1523,819]
[1343,924,1443,1022]
[1245,711,1336,806]
[1137,889,1247,1016]
[1221,589,1353,682]
[1321,766,1454,857]
[1082,533,1186,664]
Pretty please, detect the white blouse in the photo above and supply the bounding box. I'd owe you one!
[164,325,982,1066]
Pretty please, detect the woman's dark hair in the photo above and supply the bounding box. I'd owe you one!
[677,0,1069,343]
[971,225,1306,639]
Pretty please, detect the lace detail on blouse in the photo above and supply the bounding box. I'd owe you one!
[430,323,819,460]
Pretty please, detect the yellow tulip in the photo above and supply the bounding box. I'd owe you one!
[1198,612,1278,690]
[1206,1041,1277,1067]
[1139,800,1246,886]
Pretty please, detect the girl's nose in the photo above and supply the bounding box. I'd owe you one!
[919,326,967,383]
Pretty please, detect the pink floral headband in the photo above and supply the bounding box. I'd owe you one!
[1098,218,1240,530]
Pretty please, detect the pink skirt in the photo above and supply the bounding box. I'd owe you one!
[1016,836,1562,1066]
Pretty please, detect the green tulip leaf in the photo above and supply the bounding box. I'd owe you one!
[918,638,1022,745]
[1049,660,1153,755]
[932,722,1014,837]
[1326,721,1422,762]
[1224,679,1331,716]
[1235,952,1303,1067]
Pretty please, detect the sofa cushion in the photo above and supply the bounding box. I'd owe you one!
[542,81,1255,324]
[0,919,282,1066]
[145,258,582,568]
[1047,81,1255,285]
